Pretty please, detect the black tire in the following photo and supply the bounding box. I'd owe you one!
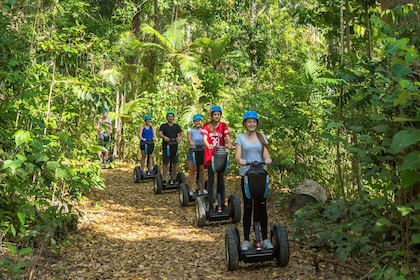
[271,222,290,267]
[154,164,161,176]
[153,165,163,194]
[179,182,189,207]
[177,172,187,184]
[228,194,241,224]
[195,196,207,227]
[133,166,142,183]
[225,225,240,271]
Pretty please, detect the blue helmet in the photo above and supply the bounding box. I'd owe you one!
[103,109,109,113]
[193,114,203,121]
[144,115,152,121]
[242,111,259,123]
[210,105,222,114]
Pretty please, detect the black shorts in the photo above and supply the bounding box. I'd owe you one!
[162,144,178,164]
[98,134,111,148]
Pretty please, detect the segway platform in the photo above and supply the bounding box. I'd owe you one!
[195,194,241,227]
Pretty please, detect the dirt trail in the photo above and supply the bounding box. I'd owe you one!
[33,163,358,280]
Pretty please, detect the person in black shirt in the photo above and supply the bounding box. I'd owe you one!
[158,110,184,183]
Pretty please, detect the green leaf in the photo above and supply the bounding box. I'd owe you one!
[384,38,409,55]
[375,217,392,228]
[400,169,418,187]
[2,159,24,171]
[17,212,26,226]
[18,247,33,257]
[397,206,413,217]
[413,201,420,211]
[372,124,390,133]
[392,130,420,153]
[411,234,420,245]
[14,130,32,147]
[400,151,420,170]
[392,64,411,79]
[326,121,344,129]
[56,168,69,179]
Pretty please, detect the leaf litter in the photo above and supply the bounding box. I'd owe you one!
[31,163,360,280]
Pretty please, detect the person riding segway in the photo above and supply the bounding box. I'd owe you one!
[134,115,157,183]
[195,105,241,226]
[154,110,186,194]
[179,114,207,206]
[225,111,289,270]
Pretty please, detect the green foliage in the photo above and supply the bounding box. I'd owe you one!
[0,243,32,279]
[292,197,420,278]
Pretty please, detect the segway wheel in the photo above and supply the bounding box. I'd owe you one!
[154,174,163,194]
[271,222,290,267]
[133,166,142,183]
[177,172,187,184]
[225,225,240,271]
[179,182,190,207]
[228,194,241,224]
[195,196,206,227]
[153,164,161,176]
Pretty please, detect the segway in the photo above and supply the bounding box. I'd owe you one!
[225,162,290,271]
[133,140,155,183]
[179,144,207,207]
[195,146,241,227]
[154,138,186,194]
[100,133,115,169]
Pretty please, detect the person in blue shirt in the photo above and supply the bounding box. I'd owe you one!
[138,115,157,175]
[235,111,273,251]
[187,114,206,194]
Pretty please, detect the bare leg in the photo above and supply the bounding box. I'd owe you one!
[187,161,196,190]
[199,166,205,192]
[163,163,169,182]
[172,163,178,181]
[140,150,146,171]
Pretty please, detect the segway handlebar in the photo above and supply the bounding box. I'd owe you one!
[245,161,266,166]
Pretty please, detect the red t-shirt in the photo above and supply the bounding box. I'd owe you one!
[201,122,230,167]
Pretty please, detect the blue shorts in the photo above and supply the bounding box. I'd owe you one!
[187,148,194,162]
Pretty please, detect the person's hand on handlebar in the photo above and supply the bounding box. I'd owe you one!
[239,159,246,166]
[264,158,272,165]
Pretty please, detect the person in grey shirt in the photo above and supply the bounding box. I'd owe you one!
[235,111,273,251]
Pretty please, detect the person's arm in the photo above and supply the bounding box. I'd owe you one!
[187,130,194,147]
[175,125,183,143]
[235,143,246,166]
[225,135,234,150]
[263,142,272,165]
[224,124,234,149]
[203,134,213,150]
[152,127,157,141]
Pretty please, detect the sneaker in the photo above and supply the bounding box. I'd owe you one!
[208,206,214,214]
[241,240,250,251]
[198,190,202,194]
[202,189,208,195]
[217,206,222,213]
[263,239,274,249]
[255,241,262,250]
[170,180,174,185]
[222,204,228,212]
[189,191,194,196]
